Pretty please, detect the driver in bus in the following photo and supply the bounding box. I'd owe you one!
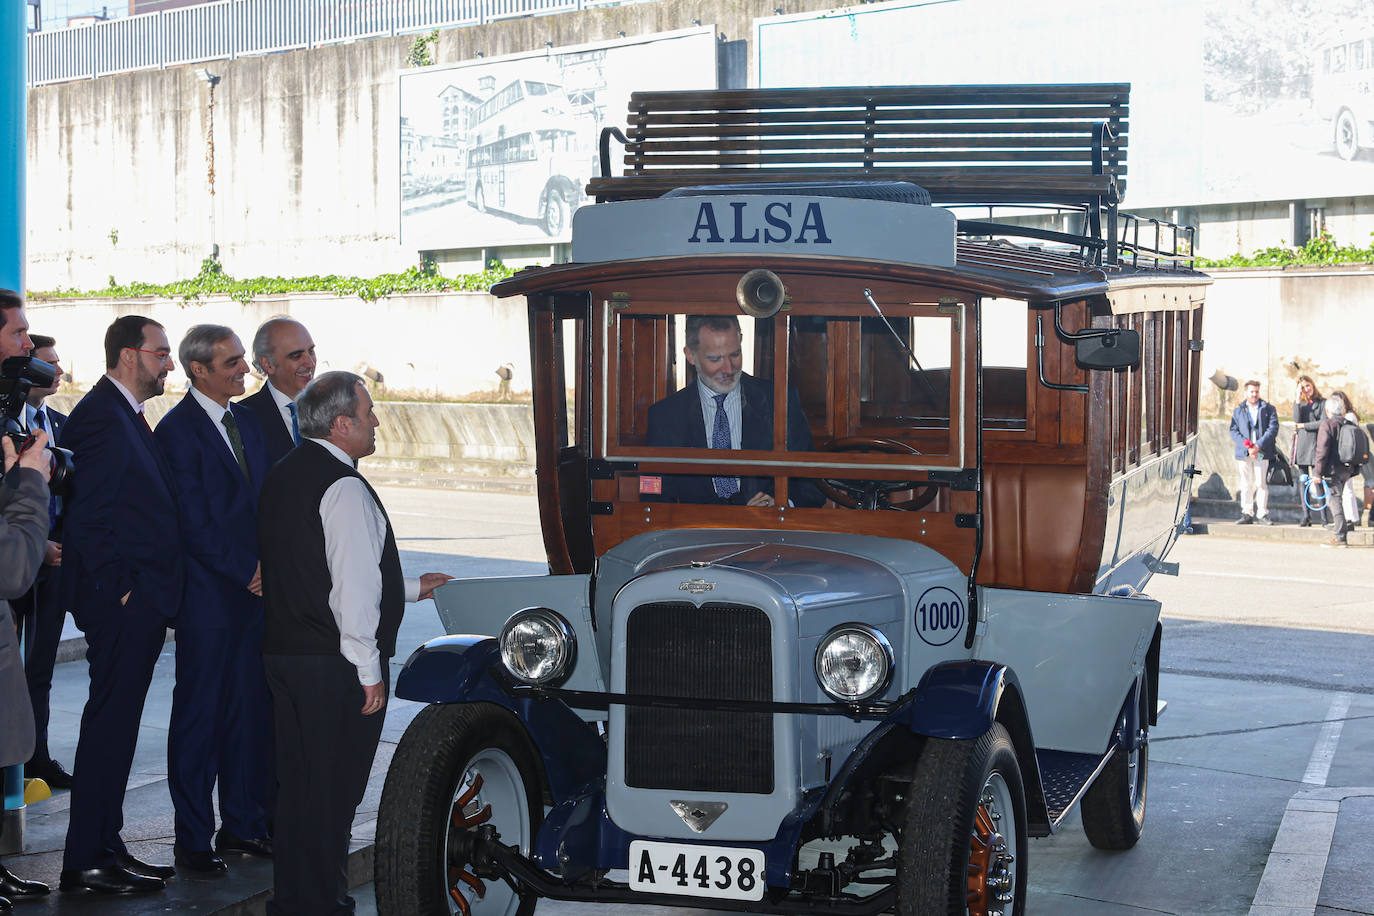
[644,315,825,508]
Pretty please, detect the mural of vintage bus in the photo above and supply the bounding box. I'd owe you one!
[465,79,591,236]
[1313,27,1374,160]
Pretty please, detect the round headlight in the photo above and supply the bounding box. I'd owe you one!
[499,608,576,686]
[814,625,892,702]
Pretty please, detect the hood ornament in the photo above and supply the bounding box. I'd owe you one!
[670,800,727,833]
[679,578,715,594]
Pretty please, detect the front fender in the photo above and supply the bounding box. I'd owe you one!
[902,659,1017,739]
[395,635,502,703]
[395,635,607,804]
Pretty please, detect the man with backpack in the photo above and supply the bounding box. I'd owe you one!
[1315,394,1369,547]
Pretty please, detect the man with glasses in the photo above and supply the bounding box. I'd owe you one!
[11,333,73,791]
[59,316,184,895]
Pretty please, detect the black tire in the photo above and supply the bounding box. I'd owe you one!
[1081,684,1149,850]
[375,702,542,916]
[896,724,1026,916]
[1335,109,1360,162]
[542,190,569,236]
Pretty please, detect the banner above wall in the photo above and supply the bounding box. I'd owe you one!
[399,27,718,252]
[755,0,1374,210]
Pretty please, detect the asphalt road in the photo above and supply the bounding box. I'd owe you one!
[367,488,1374,915]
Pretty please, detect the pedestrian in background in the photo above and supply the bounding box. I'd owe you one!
[1316,395,1354,548]
[1292,375,1327,528]
[1329,390,1362,532]
[1229,379,1279,525]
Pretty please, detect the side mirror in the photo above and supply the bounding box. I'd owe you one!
[1075,329,1140,370]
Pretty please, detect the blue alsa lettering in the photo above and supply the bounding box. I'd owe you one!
[688,200,832,245]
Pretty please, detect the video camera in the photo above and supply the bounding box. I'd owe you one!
[0,356,74,495]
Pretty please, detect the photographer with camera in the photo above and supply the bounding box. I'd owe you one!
[0,288,55,908]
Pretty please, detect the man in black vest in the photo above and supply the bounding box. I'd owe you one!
[258,371,449,916]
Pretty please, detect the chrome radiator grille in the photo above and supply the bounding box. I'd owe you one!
[623,601,774,794]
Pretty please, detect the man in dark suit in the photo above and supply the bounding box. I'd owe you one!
[646,315,824,507]
[154,325,274,875]
[241,318,316,464]
[12,333,73,789]
[59,316,184,895]
[258,371,448,916]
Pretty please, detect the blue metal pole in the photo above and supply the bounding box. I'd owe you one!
[1,0,29,823]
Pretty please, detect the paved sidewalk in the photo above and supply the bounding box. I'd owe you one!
[5,511,1371,915]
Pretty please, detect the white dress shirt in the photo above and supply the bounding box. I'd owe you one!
[265,380,297,438]
[188,385,236,456]
[309,437,420,686]
[105,374,146,413]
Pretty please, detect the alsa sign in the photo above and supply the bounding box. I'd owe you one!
[571,195,957,268]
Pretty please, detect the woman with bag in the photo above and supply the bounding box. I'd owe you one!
[1292,375,1326,527]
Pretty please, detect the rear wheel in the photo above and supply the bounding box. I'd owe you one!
[375,703,542,916]
[896,724,1026,915]
[1335,109,1361,162]
[1081,684,1149,850]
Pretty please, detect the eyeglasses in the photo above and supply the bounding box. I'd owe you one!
[127,347,173,365]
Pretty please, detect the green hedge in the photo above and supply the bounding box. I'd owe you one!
[30,258,518,304]
[1199,231,1374,269]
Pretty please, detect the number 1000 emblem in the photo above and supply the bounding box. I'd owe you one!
[915,586,965,646]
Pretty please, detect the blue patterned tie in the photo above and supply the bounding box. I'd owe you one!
[711,393,738,499]
[287,401,300,445]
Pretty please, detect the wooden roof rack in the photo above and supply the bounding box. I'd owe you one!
[587,84,1130,262]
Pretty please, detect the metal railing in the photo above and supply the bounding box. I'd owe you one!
[27,0,645,86]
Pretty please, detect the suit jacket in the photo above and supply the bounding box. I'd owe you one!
[1229,399,1279,460]
[155,394,271,631]
[0,468,52,767]
[240,384,296,466]
[60,376,185,631]
[646,373,824,507]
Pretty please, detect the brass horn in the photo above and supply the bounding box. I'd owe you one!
[736,269,786,319]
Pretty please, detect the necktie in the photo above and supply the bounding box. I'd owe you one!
[711,393,739,499]
[222,411,252,482]
[287,402,300,445]
[32,411,59,527]
[31,409,44,433]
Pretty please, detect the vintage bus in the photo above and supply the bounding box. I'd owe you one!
[1312,26,1374,161]
[464,78,589,236]
[377,84,1207,916]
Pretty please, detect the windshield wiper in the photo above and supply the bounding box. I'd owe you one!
[862,289,943,411]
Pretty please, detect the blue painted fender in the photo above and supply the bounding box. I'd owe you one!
[394,635,606,805]
[395,634,503,704]
[899,659,1023,739]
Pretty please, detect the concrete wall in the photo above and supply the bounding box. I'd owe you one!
[25,289,531,398]
[24,0,842,290]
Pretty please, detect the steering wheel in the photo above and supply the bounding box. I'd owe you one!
[817,436,940,511]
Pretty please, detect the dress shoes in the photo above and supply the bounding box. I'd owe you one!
[25,757,73,790]
[59,865,166,894]
[215,828,273,858]
[173,845,228,875]
[0,862,49,898]
[114,850,175,880]
[0,893,10,912]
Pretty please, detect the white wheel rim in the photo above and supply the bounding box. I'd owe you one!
[967,771,1018,916]
[444,748,530,916]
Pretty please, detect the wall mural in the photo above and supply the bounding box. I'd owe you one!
[399,27,717,251]
[755,0,1374,213]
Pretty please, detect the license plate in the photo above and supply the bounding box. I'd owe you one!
[629,839,766,901]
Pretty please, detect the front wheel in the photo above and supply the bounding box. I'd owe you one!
[542,190,570,236]
[1334,109,1360,162]
[375,702,542,916]
[1080,684,1149,850]
[896,724,1026,916]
